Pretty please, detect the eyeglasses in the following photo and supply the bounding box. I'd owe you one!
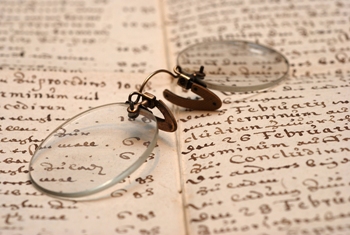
[28,40,289,198]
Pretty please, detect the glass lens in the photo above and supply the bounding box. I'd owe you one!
[177,40,289,92]
[29,103,158,197]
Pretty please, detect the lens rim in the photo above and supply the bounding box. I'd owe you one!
[177,40,289,92]
[29,103,159,198]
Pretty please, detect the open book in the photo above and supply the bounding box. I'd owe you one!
[1,0,349,234]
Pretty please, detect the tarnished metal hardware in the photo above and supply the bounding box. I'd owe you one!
[127,66,221,132]
[127,91,177,132]
[164,66,222,110]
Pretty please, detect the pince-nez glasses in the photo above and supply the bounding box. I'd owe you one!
[29,40,289,197]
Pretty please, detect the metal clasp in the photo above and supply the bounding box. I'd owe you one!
[127,91,177,132]
[163,66,222,110]
[126,66,222,132]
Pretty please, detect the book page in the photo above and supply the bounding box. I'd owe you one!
[0,0,186,234]
[162,0,350,234]
[0,0,167,72]
[0,70,185,234]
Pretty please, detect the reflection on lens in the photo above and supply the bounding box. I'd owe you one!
[29,103,158,197]
[177,40,289,92]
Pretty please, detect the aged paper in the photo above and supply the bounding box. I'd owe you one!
[0,70,185,234]
[164,0,350,234]
[1,0,350,234]
[175,76,350,234]
[0,0,167,72]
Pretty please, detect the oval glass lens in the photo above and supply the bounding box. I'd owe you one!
[29,103,158,197]
[177,40,289,92]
